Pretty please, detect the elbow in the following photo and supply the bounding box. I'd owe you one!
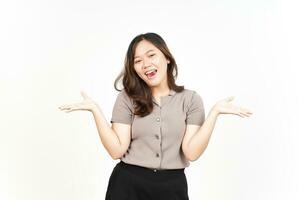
[111,156,121,160]
[184,152,195,162]
[183,146,206,162]
[185,152,202,162]
[110,149,126,160]
[106,144,126,160]
[186,155,199,162]
[183,147,198,162]
[110,152,123,160]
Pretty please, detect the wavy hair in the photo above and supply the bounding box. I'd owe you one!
[114,32,184,117]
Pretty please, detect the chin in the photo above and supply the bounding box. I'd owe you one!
[147,79,161,86]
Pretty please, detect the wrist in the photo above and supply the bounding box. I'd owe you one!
[211,106,220,116]
[90,102,100,113]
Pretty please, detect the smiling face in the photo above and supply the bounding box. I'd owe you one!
[133,40,170,89]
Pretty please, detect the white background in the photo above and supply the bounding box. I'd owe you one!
[1,0,299,199]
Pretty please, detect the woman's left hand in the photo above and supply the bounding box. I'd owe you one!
[212,96,253,118]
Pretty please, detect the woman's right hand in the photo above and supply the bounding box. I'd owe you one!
[58,91,98,113]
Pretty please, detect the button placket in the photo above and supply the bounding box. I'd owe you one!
[158,109,163,169]
[154,103,163,169]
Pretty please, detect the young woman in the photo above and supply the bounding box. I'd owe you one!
[59,32,253,200]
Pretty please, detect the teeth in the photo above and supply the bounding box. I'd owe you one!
[145,69,157,75]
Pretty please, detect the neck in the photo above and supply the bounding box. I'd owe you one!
[151,85,170,98]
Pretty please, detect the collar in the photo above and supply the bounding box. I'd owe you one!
[169,89,176,96]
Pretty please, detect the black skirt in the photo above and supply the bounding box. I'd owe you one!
[105,161,189,200]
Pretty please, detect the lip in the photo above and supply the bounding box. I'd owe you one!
[145,69,157,80]
[144,68,157,75]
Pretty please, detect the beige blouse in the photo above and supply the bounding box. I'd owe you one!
[110,88,205,169]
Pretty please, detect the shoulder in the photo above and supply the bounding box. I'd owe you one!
[116,89,129,98]
[116,89,134,106]
[181,88,202,99]
[180,88,204,108]
[182,88,196,94]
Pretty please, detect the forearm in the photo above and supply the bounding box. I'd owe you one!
[91,103,123,159]
[187,108,219,161]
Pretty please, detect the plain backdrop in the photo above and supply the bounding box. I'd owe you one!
[1,0,299,199]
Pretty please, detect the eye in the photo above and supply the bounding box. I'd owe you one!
[134,60,141,64]
[149,54,155,57]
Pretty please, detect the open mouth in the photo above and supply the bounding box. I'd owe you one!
[145,69,157,79]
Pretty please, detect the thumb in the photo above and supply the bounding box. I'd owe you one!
[80,90,90,99]
[226,96,234,102]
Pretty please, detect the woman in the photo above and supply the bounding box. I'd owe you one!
[58,32,253,200]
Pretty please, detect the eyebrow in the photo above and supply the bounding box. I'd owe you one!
[134,49,155,59]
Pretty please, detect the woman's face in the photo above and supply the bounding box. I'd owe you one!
[133,40,170,88]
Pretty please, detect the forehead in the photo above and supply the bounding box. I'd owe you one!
[134,40,160,58]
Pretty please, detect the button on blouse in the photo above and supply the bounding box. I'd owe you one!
[110,88,205,169]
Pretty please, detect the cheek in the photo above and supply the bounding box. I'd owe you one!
[134,67,144,78]
[152,57,159,64]
[154,56,167,68]
[133,66,140,74]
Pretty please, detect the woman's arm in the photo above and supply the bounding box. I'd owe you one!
[182,109,219,161]
[91,103,131,160]
[182,96,253,161]
[59,91,131,160]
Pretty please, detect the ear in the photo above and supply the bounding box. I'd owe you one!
[167,59,170,64]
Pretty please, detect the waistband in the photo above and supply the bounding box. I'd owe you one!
[119,161,184,172]
[117,161,185,181]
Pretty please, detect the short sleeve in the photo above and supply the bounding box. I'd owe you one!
[110,90,133,125]
[186,91,205,126]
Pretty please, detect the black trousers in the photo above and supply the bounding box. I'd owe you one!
[105,161,189,200]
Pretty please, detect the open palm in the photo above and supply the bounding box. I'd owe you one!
[58,91,97,113]
[213,96,253,118]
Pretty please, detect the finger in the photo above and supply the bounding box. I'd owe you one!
[244,111,252,116]
[239,107,253,114]
[62,108,72,112]
[59,105,68,110]
[65,109,72,113]
[240,108,253,115]
[59,105,67,109]
[236,108,246,118]
[241,110,252,117]
[81,90,90,99]
[61,103,81,110]
[239,112,249,117]
[60,104,74,108]
[245,109,253,114]
[65,108,75,113]
[226,96,234,102]
[237,112,245,118]
[67,105,85,112]
[60,105,72,110]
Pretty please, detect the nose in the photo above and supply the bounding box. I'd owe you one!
[142,57,152,69]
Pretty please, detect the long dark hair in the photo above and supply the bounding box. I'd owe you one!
[114,32,184,117]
